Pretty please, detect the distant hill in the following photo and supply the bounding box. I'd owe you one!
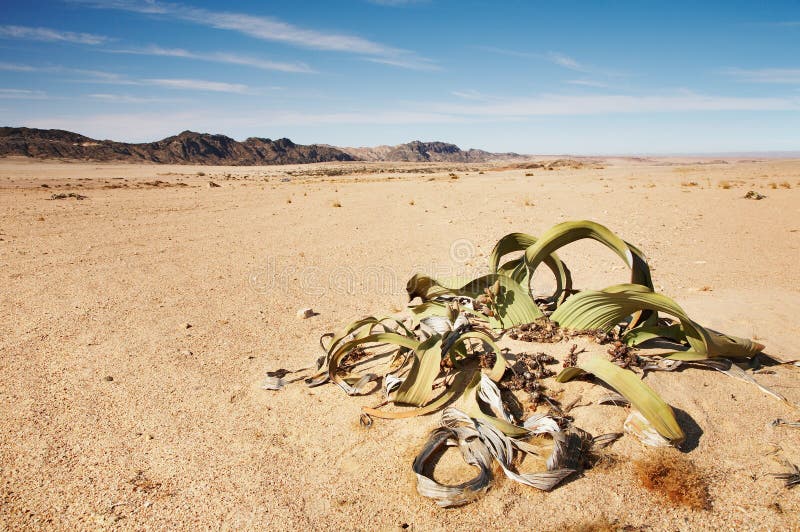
[0,128,526,165]
[340,140,522,163]
[0,128,355,165]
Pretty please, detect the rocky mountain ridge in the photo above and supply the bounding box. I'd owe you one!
[0,127,524,165]
[339,140,521,163]
[0,128,354,165]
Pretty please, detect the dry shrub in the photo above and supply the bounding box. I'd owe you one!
[634,451,710,510]
[562,518,616,532]
[129,470,161,494]
[718,180,731,189]
[779,181,791,189]
[681,181,699,187]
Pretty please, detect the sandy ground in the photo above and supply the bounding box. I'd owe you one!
[1,157,799,530]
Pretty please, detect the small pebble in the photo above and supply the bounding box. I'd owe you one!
[296,308,314,319]
[104,375,114,382]
[182,323,192,329]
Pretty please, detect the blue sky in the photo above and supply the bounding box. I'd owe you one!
[1,0,799,154]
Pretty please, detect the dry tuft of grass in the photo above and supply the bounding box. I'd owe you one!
[560,517,617,532]
[718,180,732,189]
[525,173,534,177]
[332,200,342,208]
[129,470,162,494]
[779,181,792,189]
[769,182,778,189]
[449,173,459,179]
[681,181,699,187]
[408,199,415,206]
[634,451,710,510]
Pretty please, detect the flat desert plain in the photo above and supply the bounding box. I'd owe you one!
[1,157,800,530]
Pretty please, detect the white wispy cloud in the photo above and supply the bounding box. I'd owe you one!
[0,25,108,45]
[231,92,798,126]
[262,110,465,126]
[21,111,205,142]
[363,57,440,71]
[429,91,800,116]
[723,68,800,84]
[367,0,428,5]
[1,61,255,93]
[19,109,465,141]
[0,62,39,72]
[145,78,251,94]
[477,46,621,77]
[77,0,436,70]
[0,62,135,83]
[88,93,182,103]
[451,89,490,101]
[474,46,539,59]
[546,52,586,72]
[111,45,315,73]
[476,47,586,70]
[17,88,800,147]
[0,88,49,99]
[566,79,610,88]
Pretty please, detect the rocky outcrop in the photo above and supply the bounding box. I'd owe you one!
[0,128,355,165]
[0,128,525,165]
[340,140,521,163]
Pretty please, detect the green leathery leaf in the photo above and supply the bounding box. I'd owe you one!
[496,257,522,277]
[443,330,507,382]
[623,323,687,347]
[364,368,474,419]
[556,357,684,444]
[461,275,543,329]
[394,335,445,406]
[328,332,421,392]
[408,301,454,328]
[551,284,764,360]
[323,316,413,359]
[405,273,543,328]
[308,318,416,386]
[626,241,654,290]
[510,222,654,308]
[489,232,573,303]
[556,366,585,381]
[460,371,530,437]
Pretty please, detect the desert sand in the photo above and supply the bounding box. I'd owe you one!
[1,156,799,530]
